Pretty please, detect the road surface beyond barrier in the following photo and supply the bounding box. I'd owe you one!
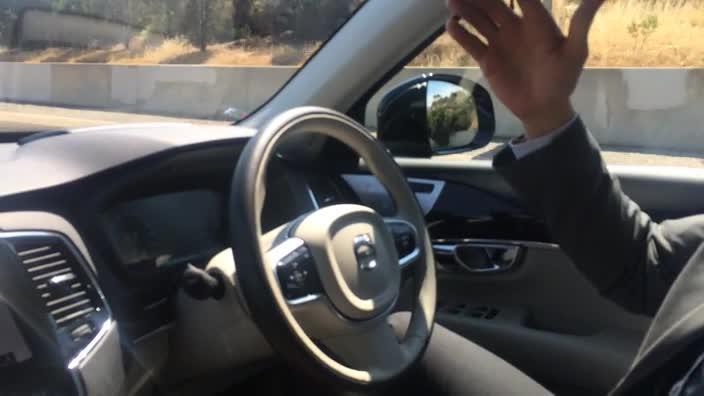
[0,103,701,168]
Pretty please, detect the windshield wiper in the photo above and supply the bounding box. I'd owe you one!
[17,130,69,145]
[0,130,68,144]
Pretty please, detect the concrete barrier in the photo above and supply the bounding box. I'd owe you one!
[0,63,297,119]
[0,62,702,152]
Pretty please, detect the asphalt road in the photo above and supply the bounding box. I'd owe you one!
[0,103,703,168]
[0,103,219,132]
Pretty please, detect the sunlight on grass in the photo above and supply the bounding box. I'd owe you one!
[582,0,704,66]
[0,0,701,67]
[413,0,704,67]
[0,36,321,66]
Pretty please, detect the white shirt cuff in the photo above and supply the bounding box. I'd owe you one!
[509,115,579,159]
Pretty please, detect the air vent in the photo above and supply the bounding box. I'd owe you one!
[3,232,110,364]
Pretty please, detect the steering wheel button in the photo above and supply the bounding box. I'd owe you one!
[298,248,311,260]
[398,234,416,257]
[386,221,417,258]
[276,245,322,301]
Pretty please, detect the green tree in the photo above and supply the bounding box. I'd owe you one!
[180,0,231,50]
[231,0,252,39]
[427,90,476,148]
[0,0,21,47]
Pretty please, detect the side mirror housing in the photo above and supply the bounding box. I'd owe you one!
[377,74,495,158]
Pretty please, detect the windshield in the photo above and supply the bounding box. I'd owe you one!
[0,0,365,133]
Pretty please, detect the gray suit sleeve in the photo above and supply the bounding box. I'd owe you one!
[493,118,704,315]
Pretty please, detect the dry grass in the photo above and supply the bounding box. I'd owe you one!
[410,34,476,67]
[580,0,704,66]
[0,0,702,67]
[414,0,704,67]
[0,36,321,66]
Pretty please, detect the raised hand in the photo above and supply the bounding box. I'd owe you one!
[446,0,604,138]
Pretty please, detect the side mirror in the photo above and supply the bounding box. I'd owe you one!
[377,74,495,158]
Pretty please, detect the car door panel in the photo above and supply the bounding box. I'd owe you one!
[434,243,647,392]
[345,159,704,393]
[398,159,704,221]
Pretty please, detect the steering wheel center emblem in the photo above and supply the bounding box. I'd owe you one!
[353,234,377,271]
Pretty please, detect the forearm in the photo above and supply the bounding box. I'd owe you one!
[494,118,684,315]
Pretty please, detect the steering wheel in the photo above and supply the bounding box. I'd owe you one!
[229,107,436,387]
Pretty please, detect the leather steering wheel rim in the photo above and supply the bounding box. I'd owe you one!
[229,107,436,387]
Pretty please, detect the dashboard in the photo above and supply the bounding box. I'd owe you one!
[0,120,451,396]
[101,163,328,279]
[0,123,363,395]
[104,190,226,272]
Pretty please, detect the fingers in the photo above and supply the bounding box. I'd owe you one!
[446,16,488,62]
[567,0,604,60]
[447,0,499,41]
[473,0,520,27]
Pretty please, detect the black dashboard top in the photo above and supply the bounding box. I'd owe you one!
[0,123,255,197]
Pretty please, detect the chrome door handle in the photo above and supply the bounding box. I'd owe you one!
[433,242,522,273]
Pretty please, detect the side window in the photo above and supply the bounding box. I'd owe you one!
[365,1,704,167]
